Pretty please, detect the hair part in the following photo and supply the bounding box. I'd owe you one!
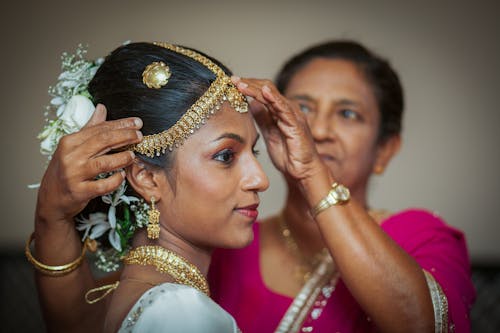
[275,40,404,143]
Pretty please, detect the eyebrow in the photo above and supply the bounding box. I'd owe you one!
[212,132,261,146]
[336,99,360,107]
[212,132,245,144]
[289,94,315,102]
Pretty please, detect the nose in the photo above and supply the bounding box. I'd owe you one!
[309,111,334,142]
[242,156,269,193]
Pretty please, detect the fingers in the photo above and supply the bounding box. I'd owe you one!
[261,85,302,128]
[83,151,136,179]
[82,104,107,128]
[58,119,143,160]
[83,171,127,199]
[232,76,276,105]
[71,116,143,146]
[77,127,143,158]
[233,76,303,129]
[249,99,275,133]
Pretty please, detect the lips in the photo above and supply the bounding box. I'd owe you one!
[235,203,259,220]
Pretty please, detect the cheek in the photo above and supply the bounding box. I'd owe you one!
[343,127,379,164]
[175,161,238,214]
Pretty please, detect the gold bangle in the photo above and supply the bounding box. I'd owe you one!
[25,232,90,276]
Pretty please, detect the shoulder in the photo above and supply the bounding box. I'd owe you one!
[381,208,464,243]
[119,283,239,333]
[380,208,471,272]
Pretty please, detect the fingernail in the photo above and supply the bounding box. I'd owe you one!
[238,82,248,89]
[120,170,126,178]
[129,151,135,159]
[136,131,143,140]
[231,75,241,83]
[134,118,143,127]
[262,85,271,93]
[134,159,145,168]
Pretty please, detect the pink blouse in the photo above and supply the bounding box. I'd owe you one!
[208,209,476,332]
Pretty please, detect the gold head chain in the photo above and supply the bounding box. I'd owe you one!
[131,42,248,158]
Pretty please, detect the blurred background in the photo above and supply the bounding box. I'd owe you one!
[1,0,498,331]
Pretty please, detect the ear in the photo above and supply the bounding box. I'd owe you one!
[126,161,167,204]
[373,135,401,175]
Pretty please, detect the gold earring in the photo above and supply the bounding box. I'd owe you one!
[147,196,160,239]
[374,165,385,175]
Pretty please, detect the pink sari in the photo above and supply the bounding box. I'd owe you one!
[209,209,476,332]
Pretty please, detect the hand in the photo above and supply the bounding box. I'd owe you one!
[35,104,143,225]
[232,77,326,181]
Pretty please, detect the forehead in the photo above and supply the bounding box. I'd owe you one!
[285,58,376,105]
[186,101,256,143]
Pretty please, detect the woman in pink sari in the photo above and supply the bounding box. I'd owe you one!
[31,40,474,332]
[209,41,475,332]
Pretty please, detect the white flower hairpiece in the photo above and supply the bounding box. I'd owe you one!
[33,44,149,272]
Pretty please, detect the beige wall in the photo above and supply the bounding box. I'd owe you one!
[1,0,499,262]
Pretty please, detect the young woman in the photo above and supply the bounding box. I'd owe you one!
[30,41,269,332]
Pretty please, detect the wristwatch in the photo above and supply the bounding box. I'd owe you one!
[311,182,350,217]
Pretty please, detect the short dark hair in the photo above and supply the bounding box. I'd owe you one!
[275,40,403,143]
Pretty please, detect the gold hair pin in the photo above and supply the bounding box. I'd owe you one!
[142,61,171,89]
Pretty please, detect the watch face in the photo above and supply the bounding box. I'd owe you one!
[334,184,350,202]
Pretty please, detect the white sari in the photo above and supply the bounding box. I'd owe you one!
[118,283,240,333]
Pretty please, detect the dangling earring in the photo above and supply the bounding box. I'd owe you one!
[147,196,160,239]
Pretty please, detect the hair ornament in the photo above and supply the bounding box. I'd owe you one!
[142,61,171,89]
[131,42,248,158]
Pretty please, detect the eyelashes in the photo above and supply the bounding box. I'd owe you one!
[212,148,235,165]
[212,146,260,166]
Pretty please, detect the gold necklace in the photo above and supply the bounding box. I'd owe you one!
[123,246,210,296]
[277,214,327,284]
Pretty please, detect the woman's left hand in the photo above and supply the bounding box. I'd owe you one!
[232,77,326,181]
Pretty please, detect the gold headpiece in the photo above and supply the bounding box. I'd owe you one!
[132,42,248,157]
[142,61,171,88]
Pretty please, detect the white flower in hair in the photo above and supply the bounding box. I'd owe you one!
[102,180,140,231]
[76,212,122,252]
[59,95,95,130]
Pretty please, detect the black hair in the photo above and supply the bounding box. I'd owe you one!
[88,42,232,168]
[275,40,403,143]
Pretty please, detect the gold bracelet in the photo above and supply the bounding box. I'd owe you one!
[25,232,90,276]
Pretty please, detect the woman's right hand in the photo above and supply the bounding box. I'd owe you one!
[35,104,143,226]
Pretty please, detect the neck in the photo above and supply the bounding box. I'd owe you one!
[131,228,212,277]
[281,182,323,257]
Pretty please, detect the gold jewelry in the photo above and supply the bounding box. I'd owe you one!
[25,233,94,276]
[85,281,120,304]
[373,165,385,174]
[123,245,210,296]
[278,215,327,284]
[311,182,350,217]
[142,61,171,88]
[147,196,160,239]
[132,42,248,158]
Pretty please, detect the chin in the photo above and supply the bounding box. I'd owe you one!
[225,228,255,249]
